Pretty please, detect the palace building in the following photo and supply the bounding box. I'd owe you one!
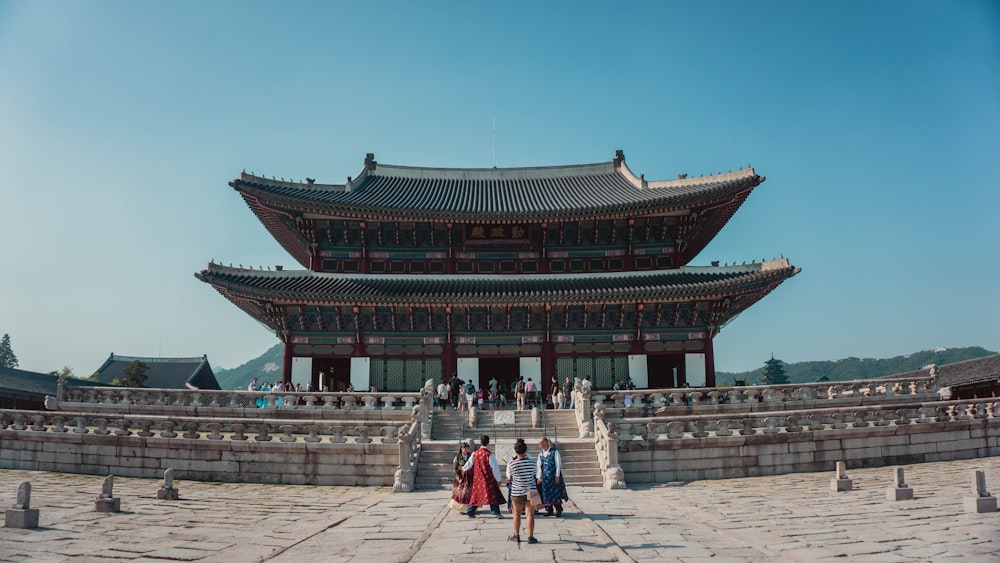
[196,150,799,395]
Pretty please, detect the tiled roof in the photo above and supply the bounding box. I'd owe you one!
[232,152,763,222]
[883,354,1000,388]
[196,259,799,306]
[92,354,220,390]
[0,367,103,397]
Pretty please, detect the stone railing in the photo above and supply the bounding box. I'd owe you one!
[393,420,421,493]
[591,374,938,415]
[607,399,999,442]
[49,386,423,417]
[0,409,412,445]
[574,381,593,438]
[592,407,625,489]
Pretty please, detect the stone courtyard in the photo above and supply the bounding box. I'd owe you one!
[1,456,997,562]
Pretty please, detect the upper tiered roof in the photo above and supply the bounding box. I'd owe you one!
[232,151,763,223]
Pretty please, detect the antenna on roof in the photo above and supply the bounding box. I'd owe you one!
[492,116,496,168]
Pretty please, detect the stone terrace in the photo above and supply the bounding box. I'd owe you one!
[1,456,998,562]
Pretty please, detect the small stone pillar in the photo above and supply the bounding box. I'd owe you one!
[5,482,39,529]
[963,470,998,513]
[157,468,179,500]
[95,475,121,513]
[886,467,913,501]
[831,461,853,492]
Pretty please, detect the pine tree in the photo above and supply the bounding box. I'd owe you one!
[0,334,18,369]
[112,360,149,387]
[763,355,788,385]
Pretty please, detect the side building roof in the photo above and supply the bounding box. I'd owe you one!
[0,366,103,399]
[92,354,220,390]
[884,354,1000,388]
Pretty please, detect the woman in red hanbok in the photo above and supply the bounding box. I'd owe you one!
[462,435,505,518]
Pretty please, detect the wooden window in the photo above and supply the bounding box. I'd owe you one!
[522,261,538,273]
[479,260,495,273]
[589,258,604,271]
[370,260,386,273]
[390,261,406,273]
[457,260,474,273]
[636,257,653,269]
[608,258,624,270]
[656,256,672,268]
[570,259,585,273]
[550,260,565,273]
[343,259,359,273]
[321,258,338,271]
[429,261,446,273]
[499,260,516,273]
[410,261,425,273]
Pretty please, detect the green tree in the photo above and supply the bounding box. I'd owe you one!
[112,360,149,387]
[0,334,18,369]
[49,366,76,379]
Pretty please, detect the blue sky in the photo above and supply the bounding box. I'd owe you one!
[1,1,997,376]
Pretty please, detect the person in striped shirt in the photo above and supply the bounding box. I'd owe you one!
[506,438,539,544]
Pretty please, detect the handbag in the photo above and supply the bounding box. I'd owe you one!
[527,488,543,508]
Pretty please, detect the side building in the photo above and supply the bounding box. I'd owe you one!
[197,151,799,395]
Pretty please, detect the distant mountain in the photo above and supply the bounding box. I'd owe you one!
[215,344,997,390]
[214,343,283,390]
[716,346,998,385]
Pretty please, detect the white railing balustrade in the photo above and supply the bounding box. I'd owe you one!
[601,399,998,442]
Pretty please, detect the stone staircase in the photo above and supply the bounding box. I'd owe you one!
[415,408,603,490]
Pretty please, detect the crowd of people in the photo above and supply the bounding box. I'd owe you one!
[434,374,602,411]
[450,434,569,544]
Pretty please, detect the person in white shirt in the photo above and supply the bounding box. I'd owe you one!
[437,381,449,410]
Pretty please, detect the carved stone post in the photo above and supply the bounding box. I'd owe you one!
[393,423,416,493]
[602,430,626,489]
[831,461,852,492]
[964,469,998,513]
[886,466,913,501]
[95,475,121,512]
[157,468,180,500]
[5,482,39,528]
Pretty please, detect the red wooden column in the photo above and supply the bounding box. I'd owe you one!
[281,336,293,385]
[703,336,716,387]
[442,306,457,380]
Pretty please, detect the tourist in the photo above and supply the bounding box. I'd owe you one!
[581,375,592,392]
[437,381,449,410]
[488,376,498,393]
[506,438,539,544]
[449,374,462,409]
[562,376,573,409]
[525,378,537,409]
[515,377,527,411]
[462,435,505,518]
[536,436,567,517]
[247,377,260,392]
[465,380,477,410]
[449,442,472,512]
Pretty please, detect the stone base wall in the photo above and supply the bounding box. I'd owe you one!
[0,431,399,486]
[620,418,1000,483]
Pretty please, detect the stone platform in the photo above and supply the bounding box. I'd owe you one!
[0,456,997,562]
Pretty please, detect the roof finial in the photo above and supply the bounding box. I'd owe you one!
[364,153,377,170]
[613,149,625,167]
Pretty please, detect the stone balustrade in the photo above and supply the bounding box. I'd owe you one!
[622,399,998,441]
[591,374,938,414]
[0,409,410,445]
[49,387,422,419]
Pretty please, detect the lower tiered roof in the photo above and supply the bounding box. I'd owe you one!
[196,259,798,310]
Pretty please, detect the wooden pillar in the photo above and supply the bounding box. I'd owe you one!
[704,336,716,387]
[281,337,293,385]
